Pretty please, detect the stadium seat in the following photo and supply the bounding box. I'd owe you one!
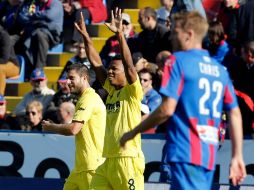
[6,55,25,83]
[48,43,64,53]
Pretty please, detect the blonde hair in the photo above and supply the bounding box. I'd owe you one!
[26,100,43,114]
[172,11,208,41]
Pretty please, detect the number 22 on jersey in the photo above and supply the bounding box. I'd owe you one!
[199,77,223,118]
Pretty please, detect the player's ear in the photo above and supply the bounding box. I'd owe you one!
[186,29,194,42]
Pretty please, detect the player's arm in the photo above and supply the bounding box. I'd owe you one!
[120,97,177,146]
[42,120,82,136]
[75,12,107,85]
[227,107,246,186]
[105,8,137,84]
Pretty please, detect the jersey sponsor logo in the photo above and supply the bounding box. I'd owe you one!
[197,125,219,145]
[199,62,220,77]
[106,101,120,113]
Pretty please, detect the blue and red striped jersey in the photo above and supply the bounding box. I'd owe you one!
[160,49,238,170]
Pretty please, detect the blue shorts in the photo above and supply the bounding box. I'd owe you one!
[170,162,214,190]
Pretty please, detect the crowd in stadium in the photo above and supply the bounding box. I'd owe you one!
[0,0,253,188]
[0,0,253,137]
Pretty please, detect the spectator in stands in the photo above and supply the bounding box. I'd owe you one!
[59,43,96,86]
[63,0,107,52]
[172,0,207,19]
[207,20,230,65]
[157,0,174,25]
[139,69,162,134]
[228,41,254,137]
[154,50,171,91]
[44,72,77,123]
[129,7,169,63]
[15,0,63,74]
[228,41,254,104]
[0,0,22,35]
[216,0,246,49]
[0,25,20,95]
[226,0,254,50]
[54,72,78,107]
[139,69,161,118]
[0,95,12,130]
[23,100,43,131]
[14,68,55,116]
[57,101,75,124]
[100,13,136,68]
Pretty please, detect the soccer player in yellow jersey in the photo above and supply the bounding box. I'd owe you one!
[42,63,106,190]
[75,8,145,190]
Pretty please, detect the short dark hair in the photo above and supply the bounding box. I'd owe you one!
[208,21,225,44]
[143,7,157,20]
[66,63,90,82]
[138,68,153,80]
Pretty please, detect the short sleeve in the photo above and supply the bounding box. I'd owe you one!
[160,55,184,101]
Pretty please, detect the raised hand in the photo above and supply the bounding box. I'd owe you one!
[105,7,123,33]
[74,12,89,37]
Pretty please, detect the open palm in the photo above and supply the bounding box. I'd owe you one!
[105,7,123,33]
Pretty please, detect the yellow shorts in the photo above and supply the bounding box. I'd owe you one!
[89,156,145,190]
[64,170,95,190]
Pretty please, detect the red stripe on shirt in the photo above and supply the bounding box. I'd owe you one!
[161,55,176,87]
[177,74,184,96]
[207,119,215,126]
[207,119,215,170]
[208,144,215,170]
[189,118,201,165]
[224,85,233,104]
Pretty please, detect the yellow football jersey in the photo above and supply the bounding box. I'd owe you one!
[72,87,106,172]
[103,78,143,157]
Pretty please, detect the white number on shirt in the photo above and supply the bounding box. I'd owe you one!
[199,78,223,118]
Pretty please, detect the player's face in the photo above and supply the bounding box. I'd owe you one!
[107,60,126,87]
[67,69,85,95]
[170,22,188,52]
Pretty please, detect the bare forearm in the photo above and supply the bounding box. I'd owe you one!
[44,123,74,136]
[134,107,169,135]
[82,34,107,84]
[82,35,103,68]
[117,31,136,83]
[228,107,243,157]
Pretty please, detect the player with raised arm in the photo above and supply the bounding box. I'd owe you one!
[75,8,145,190]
